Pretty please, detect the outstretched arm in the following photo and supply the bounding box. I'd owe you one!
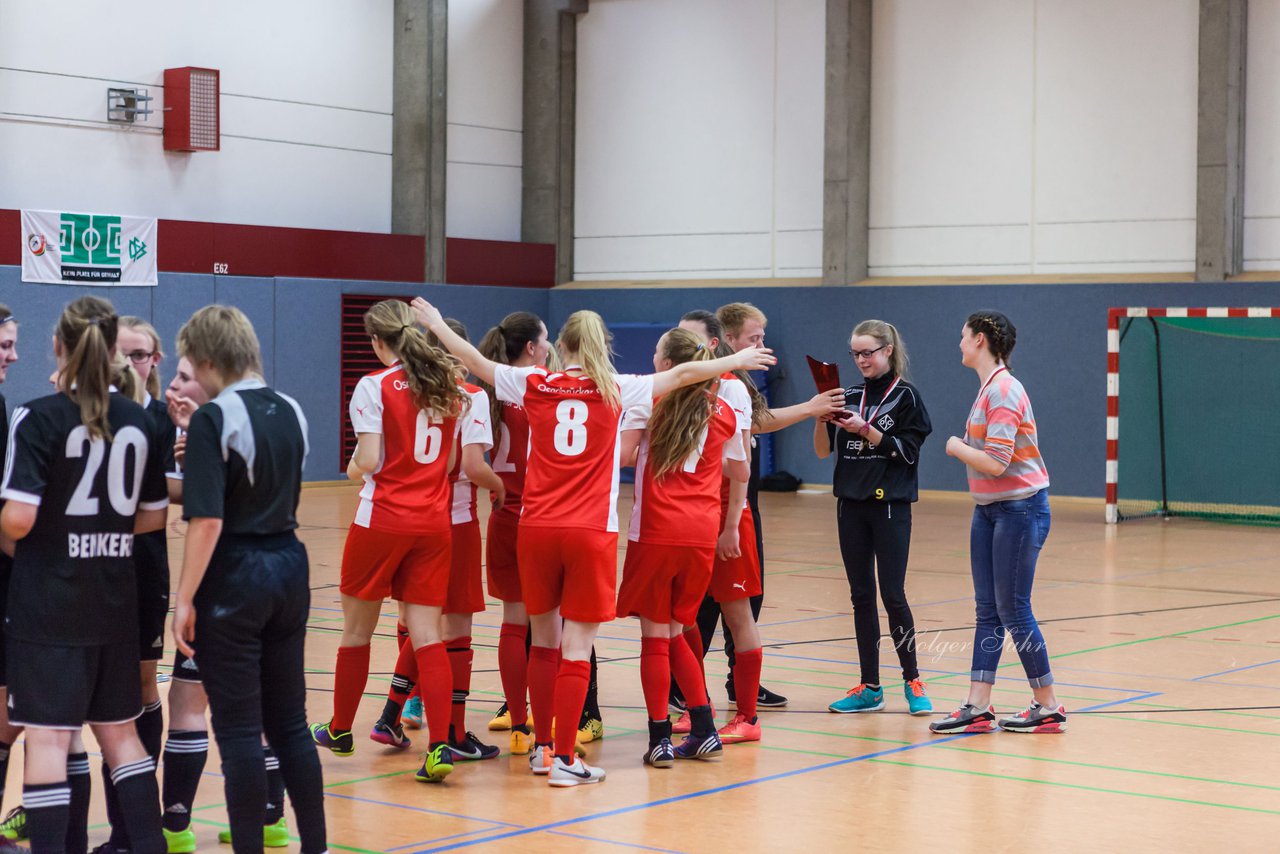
[755,389,846,434]
[410,297,499,385]
[651,347,776,399]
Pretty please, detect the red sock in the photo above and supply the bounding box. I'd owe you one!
[670,633,709,707]
[640,637,671,721]
[553,658,591,760]
[446,636,473,740]
[683,626,706,676]
[498,623,530,726]
[528,646,559,745]
[413,643,453,745]
[733,648,763,719]
[331,644,371,731]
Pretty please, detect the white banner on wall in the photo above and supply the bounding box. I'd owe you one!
[21,209,158,287]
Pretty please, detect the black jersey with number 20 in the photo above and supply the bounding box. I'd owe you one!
[0,393,170,646]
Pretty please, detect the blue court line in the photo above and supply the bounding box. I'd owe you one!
[323,791,523,828]
[386,828,512,851]
[545,830,686,853]
[1073,691,1162,712]
[1192,659,1280,681]
[408,731,977,852]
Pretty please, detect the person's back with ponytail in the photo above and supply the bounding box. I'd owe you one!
[557,310,620,410]
[364,300,466,419]
[647,329,716,479]
[57,296,118,440]
[478,311,545,442]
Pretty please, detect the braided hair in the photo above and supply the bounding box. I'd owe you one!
[965,311,1017,369]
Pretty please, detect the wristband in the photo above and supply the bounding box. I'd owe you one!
[858,422,872,437]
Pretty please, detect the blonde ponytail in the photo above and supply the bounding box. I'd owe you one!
[364,300,466,418]
[557,310,620,410]
[57,296,118,440]
[852,319,910,380]
[647,329,716,479]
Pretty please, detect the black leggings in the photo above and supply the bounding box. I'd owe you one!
[837,498,919,684]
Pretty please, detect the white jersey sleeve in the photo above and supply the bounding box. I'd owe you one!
[494,364,541,406]
[617,374,656,409]
[718,377,753,431]
[459,387,494,450]
[349,375,384,435]
[621,399,652,432]
[723,430,748,462]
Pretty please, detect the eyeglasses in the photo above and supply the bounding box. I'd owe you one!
[124,350,156,364]
[849,345,887,360]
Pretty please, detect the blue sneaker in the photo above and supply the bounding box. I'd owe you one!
[904,679,933,716]
[828,684,885,713]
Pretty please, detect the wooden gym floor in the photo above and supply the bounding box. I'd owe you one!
[63,486,1280,852]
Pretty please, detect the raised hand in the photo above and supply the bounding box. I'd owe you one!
[410,297,444,330]
[732,346,777,372]
[166,392,199,430]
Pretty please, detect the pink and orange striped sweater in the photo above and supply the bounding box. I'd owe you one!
[963,369,1049,504]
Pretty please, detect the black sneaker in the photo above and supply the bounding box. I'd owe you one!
[929,704,997,734]
[90,843,130,854]
[644,738,675,768]
[668,682,687,713]
[673,730,723,761]
[725,680,789,708]
[448,727,501,760]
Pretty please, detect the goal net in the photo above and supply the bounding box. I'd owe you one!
[1107,307,1280,525]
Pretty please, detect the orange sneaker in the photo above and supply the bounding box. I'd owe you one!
[716,712,761,744]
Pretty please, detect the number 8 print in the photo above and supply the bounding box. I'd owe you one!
[553,400,589,456]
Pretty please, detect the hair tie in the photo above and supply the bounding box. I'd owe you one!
[695,342,705,351]
[496,324,506,336]
[0,316,14,325]
[88,316,101,327]
[401,323,413,332]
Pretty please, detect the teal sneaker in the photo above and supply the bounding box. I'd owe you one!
[904,679,933,716]
[828,684,885,713]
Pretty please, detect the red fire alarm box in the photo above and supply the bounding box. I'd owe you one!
[164,67,220,152]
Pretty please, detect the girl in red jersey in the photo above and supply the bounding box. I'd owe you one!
[309,299,468,785]
[411,298,774,787]
[617,328,749,766]
[475,312,550,753]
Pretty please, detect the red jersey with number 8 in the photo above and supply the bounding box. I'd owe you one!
[349,364,457,534]
[493,364,654,532]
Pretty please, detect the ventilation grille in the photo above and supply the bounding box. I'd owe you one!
[339,294,412,471]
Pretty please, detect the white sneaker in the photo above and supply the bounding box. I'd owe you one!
[548,755,605,787]
[529,744,553,776]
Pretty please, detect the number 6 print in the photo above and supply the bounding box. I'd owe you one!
[414,411,444,464]
[553,400,589,456]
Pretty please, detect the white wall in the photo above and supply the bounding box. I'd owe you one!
[1245,0,1280,270]
[870,0,1199,277]
[0,0,393,233]
[574,0,825,280]
[446,0,524,242]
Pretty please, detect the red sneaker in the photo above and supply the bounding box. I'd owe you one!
[716,712,761,744]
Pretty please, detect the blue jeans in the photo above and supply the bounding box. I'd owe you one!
[969,489,1053,687]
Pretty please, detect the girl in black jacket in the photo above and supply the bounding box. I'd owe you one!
[813,320,933,716]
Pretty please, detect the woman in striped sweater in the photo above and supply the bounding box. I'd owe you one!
[933,311,1066,735]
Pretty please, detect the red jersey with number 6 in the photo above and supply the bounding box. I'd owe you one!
[490,396,530,523]
[493,364,654,532]
[349,364,457,534]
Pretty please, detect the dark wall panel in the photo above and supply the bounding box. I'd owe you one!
[550,280,1280,498]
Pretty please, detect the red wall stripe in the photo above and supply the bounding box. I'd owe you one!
[2,209,554,287]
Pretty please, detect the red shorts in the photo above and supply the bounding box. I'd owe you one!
[340,524,450,607]
[486,511,522,602]
[517,525,618,623]
[617,541,714,626]
[709,509,762,603]
[445,520,485,614]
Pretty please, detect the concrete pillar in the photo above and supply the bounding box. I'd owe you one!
[523,0,587,286]
[393,0,448,283]
[1195,0,1247,281]
[822,0,872,285]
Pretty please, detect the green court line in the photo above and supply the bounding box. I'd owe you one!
[759,743,849,760]
[1052,614,1280,660]
[324,768,414,788]
[866,758,1280,816]
[1099,714,1280,738]
[935,746,1280,791]
[189,817,383,854]
[1128,699,1280,722]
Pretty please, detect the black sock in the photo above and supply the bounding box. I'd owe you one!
[583,648,601,721]
[111,757,164,854]
[137,700,165,763]
[162,730,208,833]
[100,761,126,847]
[647,719,672,746]
[263,747,284,825]
[0,740,10,812]
[24,781,71,854]
[689,704,715,738]
[65,753,90,854]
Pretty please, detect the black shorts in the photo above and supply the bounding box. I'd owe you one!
[172,649,202,683]
[135,529,170,662]
[7,637,141,729]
